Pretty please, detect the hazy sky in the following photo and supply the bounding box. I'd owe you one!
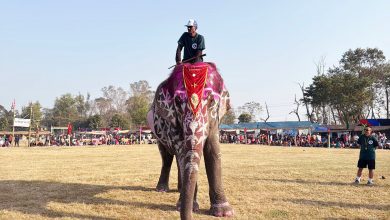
[1,0,389,121]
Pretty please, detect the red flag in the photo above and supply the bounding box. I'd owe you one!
[67,123,72,135]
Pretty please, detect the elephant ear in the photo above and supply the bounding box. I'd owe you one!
[203,63,230,121]
[218,89,230,120]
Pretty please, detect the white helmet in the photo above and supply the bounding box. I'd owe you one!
[185,19,198,28]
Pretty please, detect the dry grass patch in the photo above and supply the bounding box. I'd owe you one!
[0,145,389,219]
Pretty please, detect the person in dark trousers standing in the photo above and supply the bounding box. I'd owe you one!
[15,135,20,147]
[354,126,379,185]
[175,19,205,64]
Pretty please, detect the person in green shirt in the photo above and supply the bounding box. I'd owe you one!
[175,19,205,64]
[354,126,379,185]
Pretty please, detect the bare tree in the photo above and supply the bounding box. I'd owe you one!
[260,102,270,123]
[235,101,262,122]
[101,85,128,113]
[314,55,326,76]
[242,101,262,121]
[289,94,301,121]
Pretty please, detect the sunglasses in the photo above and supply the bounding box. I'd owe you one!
[364,129,371,131]
[187,26,193,29]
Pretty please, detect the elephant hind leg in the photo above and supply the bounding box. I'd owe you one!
[156,143,174,192]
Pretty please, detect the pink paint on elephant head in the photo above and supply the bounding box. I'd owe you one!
[148,62,230,153]
[167,62,226,103]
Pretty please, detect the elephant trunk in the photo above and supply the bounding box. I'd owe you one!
[180,150,202,220]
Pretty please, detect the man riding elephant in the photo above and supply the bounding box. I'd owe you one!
[176,19,205,64]
[147,57,234,219]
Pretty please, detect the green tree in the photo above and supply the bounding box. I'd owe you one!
[236,101,262,122]
[21,102,42,130]
[72,119,89,131]
[303,47,386,125]
[220,109,236,124]
[338,48,386,118]
[238,113,252,123]
[328,73,372,126]
[51,94,79,126]
[127,80,154,126]
[92,97,112,127]
[74,93,89,118]
[69,93,91,130]
[110,113,130,129]
[241,101,262,121]
[87,115,102,130]
[304,72,373,125]
[303,75,332,123]
[127,95,150,126]
[0,117,9,131]
[340,48,385,77]
[0,105,13,131]
[41,108,54,128]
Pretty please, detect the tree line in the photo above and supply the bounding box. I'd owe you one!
[222,47,390,126]
[0,80,154,131]
[301,47,390,126]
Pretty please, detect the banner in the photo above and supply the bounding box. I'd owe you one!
[14,118,31,127]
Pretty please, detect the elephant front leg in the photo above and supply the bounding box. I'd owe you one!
[176,182,199,212]
[156,143,174,192]
[175,156,182,192]
[204,134,234,217]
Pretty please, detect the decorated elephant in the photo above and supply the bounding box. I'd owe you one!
[147,62,234,219]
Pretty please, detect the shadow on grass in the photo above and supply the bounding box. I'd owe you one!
[0,180,179,219]
[286,199,390,211]
[260,178,381,187]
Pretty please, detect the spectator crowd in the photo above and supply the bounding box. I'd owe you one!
[1,129,389,150]
[219,131,390,149]
[0,131,157,147]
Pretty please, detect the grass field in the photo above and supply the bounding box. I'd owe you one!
[0,144,389,220]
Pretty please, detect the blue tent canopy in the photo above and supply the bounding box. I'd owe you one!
[312,126,329,132]
[220,121,319,130]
